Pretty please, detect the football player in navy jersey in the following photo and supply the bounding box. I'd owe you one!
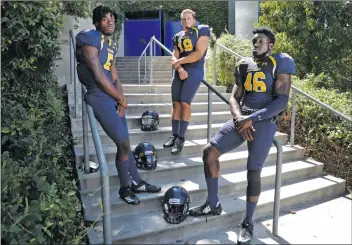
[189,27,296,244]
[163,9,210,154]
[75,6,161,206]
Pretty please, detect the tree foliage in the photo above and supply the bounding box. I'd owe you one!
[1,1,92,244]
[258,0,352,91]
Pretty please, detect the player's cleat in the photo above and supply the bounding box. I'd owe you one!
[163,136,177,148]
[188,200,222,217]
[131,180,161,193]
[171,138,185,155]
[119,186,140,205]
[237,219,254,244]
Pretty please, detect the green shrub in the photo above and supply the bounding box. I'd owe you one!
[1,1,91,244]
[205,32,252,90]
[279,75,352,189]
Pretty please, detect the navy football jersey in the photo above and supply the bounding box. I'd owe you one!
[75,29,118,94]
[234,53,296,110]
[172,25,210,68]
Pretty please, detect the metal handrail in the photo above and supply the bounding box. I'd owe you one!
[216,43,244,59]
[69,30,112,244]
[137,41,152,85]
[290,85,352,146]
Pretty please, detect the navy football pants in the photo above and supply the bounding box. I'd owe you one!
[84,93,129,144]
[210,118,278,171]
[172,67,203,105]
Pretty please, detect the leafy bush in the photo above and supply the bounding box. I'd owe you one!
[1,1,91,244]
[205,32,252,89]
[279,75,352,189]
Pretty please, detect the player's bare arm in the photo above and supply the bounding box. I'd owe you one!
[172,45,188,80]
[111,59,123,94]
[111,59,127,116]
[274,73,292,96]
[229,75,244,119]
[81,45,127,108]
[173,36,209,66]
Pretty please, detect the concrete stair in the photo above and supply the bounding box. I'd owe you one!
[66,56,348,244]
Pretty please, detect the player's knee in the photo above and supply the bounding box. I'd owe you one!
[173,102,181,110]
[247,170,262,196]
[117,138,130,159]
[202,144,217,165]
[181,101,191,109]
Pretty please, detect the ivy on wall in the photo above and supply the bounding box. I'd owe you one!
[102,0,228,41]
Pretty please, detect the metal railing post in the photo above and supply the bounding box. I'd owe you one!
[73,52,79,118]
[272,138,283,237]
[150,38,153,84]
[207,89,212,143]
[138,59,141,85]
[144,50,147,79]
[290,89,296,147]
[82,86,89,173]
[213,45,217,86]
[87,104,112,244]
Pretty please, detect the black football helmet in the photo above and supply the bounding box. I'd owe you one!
[162,186,190,224]
[141,110,159,131]
[133,142,157,170]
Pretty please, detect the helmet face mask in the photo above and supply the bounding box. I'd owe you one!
[133,142,157,171]
[162,186,190,224]
[141,110,159,131]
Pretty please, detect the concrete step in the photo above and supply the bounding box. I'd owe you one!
[87,175,346,244]
[122,78,173,84]
[81,155,316,222]
[67,84,227,94]
[70,111,232,132]
[117,73,173,79]
[77,136,293,192]
[68,92,230,107]
[73,132,289,168]
[175,194,352,244]
[126,102,228,115]
[73,122,228,146]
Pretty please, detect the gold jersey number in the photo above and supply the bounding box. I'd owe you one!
[244,72,267,92]
[178,38,193,53]
[103,53,114,71]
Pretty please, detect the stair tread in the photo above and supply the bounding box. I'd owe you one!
[88,175,344,243]
[73,132,288,156]
[82,157,322,208]
[71,111,231,123]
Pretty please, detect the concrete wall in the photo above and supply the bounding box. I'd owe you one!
[235,1,260,39]
[228,0,260,39]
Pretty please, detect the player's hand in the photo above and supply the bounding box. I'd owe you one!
[119,96,128,109]
[117,104,126,117]
[178,67,188,80]
[235,116,253,133]
[239,127,255,141]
